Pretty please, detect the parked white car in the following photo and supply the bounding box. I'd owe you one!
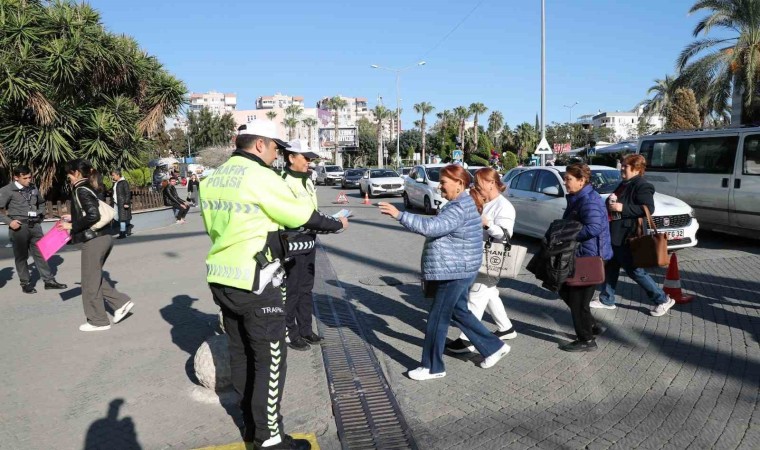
[359,169,405,198]
[403,164,448,214]
[504,165,699,250]
[315,165,344,185]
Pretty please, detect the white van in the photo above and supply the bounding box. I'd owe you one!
[637,128,760,238]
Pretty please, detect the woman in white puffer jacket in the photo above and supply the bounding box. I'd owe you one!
[446,167,517,353]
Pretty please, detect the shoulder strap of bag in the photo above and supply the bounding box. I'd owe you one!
[642,205,658,233]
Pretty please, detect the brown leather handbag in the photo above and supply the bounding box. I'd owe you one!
[565,256,605,287]
[628,205,669,268]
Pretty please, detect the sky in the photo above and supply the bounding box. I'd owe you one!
[91,0,713,130]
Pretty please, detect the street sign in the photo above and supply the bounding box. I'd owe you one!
[452,150,463,160]
[587,147,597,156]
[534,137,552,155]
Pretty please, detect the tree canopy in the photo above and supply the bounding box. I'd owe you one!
[0,0,186,191]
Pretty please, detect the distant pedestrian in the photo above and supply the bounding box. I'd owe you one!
[558,163,612,351]
[57,159,133,332]
[186,174,200,206]
[162,177,189,223]
[447,168,518,354]
[592,154,676,316]
[379,164,510,381]
[281,139,331,352]
[0,165,67,293]
[110,169,132,239]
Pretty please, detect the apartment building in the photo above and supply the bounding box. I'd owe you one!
[592,106,665,140]
[188,91,237,115]
[256,93,305,110]
[232,107,325,157]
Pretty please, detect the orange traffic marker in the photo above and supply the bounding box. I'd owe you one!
[362,192,371,205]
[663,252,695,304]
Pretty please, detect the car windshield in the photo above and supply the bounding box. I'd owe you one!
[326,166,343,172]
[425,167,441,182]
[370,170,399,178]
[401,168,411,175]
[346,169,364,176]
[560,169,621,194]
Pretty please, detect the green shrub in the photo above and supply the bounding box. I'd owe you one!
[501,152,518,171]
[468,155,489,166]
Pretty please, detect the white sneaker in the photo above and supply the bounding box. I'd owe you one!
[113,301,134,324]
[590,300,616,310]
[651,296,676,317]
[480,343,510,369]
[79,323,111,332]
[408,367,446,381]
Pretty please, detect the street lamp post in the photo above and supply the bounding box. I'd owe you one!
[563,101,579,123]
[371,61,426,168]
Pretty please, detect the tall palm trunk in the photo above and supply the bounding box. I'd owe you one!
[333,110,340,165]
[421,116,427,164]
[732,73,744,126]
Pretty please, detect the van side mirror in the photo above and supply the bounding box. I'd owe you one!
[542,186,562,196]
[363,173,369,179]
[415,177,424,183]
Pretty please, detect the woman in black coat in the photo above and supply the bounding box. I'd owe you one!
[186,174,200,206]
[110,169,132,239]
[592,154,675,317]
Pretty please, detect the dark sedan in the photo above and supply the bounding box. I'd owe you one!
[341,168,366,188]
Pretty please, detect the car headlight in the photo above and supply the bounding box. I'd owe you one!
[371,183,380,187]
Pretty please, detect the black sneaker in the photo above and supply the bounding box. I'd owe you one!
[494,327,518,340]
[560,340,598,352]
[592,324,607,336]
[22,284,37,294]
[254,434,311,450]
[302,333,324,345]
[445,338,475,354]
[44,280,67,290]
[288,337,311,351]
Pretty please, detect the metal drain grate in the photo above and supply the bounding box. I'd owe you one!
[314,251,418,450]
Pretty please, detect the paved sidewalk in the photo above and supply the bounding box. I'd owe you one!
[0,211,338,449]
[315,186,760,450]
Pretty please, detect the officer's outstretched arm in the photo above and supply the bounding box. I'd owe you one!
[300,210,345,233]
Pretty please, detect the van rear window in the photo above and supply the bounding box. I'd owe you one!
[743,135,760,175]
[640,140,679,169]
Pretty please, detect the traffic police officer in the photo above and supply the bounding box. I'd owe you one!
[281,139,325,351]
[0,165,67,293]
[200,121,346,450]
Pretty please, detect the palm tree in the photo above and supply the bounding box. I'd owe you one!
[487,110,504,144]
[301,117,318,148]
[266,111,277,121]
[414,102,435,164]
[0,1,185,192]
[515,123,539,160]
[282,117,299,140]
[284,104,303,119]
[677,0,760,124]
[639,75,676,118]
[469,103,488,156]
[453,106,470,151]
[372,105,391,167]
[325,96,347,164]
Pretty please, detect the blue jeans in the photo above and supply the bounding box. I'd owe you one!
[599,245,667,306]
[422,275,504,374]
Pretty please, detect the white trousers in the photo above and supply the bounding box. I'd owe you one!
[459,281,512,340]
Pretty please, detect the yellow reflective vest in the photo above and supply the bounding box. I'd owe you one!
[281,168,318,210]
[200,152,314,290]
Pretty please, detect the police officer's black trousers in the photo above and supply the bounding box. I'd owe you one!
[210,282,287,444]
[285,249,317,340]
[11,222,53,286]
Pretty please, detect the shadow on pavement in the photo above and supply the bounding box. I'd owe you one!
[0,267,13,288]
[83,398,141,450]
[326,279,423,370]
[28,254,65,286]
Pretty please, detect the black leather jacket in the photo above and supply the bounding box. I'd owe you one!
[70,180,107,244]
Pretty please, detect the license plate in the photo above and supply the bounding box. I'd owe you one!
[665,229,684,240]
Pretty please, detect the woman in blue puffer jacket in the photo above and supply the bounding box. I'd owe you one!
[379,164,509,381]
[559,163,613,352]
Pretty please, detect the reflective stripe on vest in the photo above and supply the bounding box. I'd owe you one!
[201,200,261,214]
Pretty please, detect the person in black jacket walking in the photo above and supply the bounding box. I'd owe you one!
[58,159,134,332]
[186,174,200,207]
[110,169,132,239]
[0,165,67,293]
[559,164,613,352]
[591,154,675,317]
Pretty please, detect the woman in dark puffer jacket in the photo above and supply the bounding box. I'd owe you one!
[559,163,613,352]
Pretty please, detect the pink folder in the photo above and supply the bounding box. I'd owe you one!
[36,222,71,261]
